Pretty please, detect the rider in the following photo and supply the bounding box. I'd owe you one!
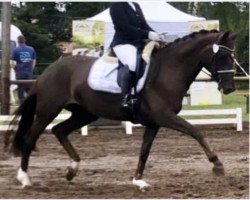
[109,2,164,109]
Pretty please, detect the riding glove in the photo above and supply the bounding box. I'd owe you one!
[148,31,163,42]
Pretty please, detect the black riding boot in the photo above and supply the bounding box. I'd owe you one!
[120,71,136,109]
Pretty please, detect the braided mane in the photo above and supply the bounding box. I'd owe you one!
[178,29,218,41]
[164,29,219,48]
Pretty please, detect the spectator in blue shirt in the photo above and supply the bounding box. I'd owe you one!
[10,35,36,103]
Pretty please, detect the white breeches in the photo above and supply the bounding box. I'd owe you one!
[113,44,137,72]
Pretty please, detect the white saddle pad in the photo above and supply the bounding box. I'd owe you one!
[87,57,150,94]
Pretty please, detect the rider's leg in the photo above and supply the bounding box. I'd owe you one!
[113,44,137,72]
[113,44,137,108]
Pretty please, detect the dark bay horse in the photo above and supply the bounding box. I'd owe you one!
[7,30,237,189]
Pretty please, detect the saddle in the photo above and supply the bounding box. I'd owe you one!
[87,41,160,94]
[108,41,160,93]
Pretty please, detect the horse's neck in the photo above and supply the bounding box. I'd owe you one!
[183,33,219,58]
[184,34,220,80]
[153,33,219,92]
[175,34,217,71]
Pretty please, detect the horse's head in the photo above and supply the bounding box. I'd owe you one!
[208,31,237,94]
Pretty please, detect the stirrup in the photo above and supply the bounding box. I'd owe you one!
[121,101,129,108]
[120,94,137,112]
[121,94,130,108]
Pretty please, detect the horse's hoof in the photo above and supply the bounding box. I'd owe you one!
[132,178,151,191]
[17,168,32,188]
[212,165,225,176]
[21,184,32,189]
[66,167,77,181]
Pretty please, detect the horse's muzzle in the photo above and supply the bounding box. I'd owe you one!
[218,84,235,95]
[218,74,235,95]
[218,84,235,94]
[223,87,235,95]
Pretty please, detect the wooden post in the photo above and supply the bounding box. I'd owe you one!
[1,2,11,114]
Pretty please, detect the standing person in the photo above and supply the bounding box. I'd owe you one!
[10,35,36,103]
[109,2,164,109]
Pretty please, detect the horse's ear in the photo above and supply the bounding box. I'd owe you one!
[220,31,230,43]
[229,32,237,41]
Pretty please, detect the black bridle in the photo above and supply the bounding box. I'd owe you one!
[210,43,236,81]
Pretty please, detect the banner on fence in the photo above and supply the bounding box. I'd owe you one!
[72,20,105,49]
[190,82,222,105]
[188,20,220,32]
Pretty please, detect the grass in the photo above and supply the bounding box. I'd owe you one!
[183,91,249,122]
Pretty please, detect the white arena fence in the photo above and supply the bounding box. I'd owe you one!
[0,114,88,136]
[123,108,243,134]
[0,108,242,136]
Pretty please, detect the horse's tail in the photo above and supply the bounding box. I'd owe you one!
[4,91,37,156]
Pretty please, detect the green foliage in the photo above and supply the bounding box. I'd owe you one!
[65,2,111,19]
[198,2,249,75]
[11,2,62,73]
[10,2,111,73]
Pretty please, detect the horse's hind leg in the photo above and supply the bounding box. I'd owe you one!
[52,104,98,181]
[18,112,60,188]
[156,113,224,176]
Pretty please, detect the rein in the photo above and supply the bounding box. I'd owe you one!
[233,57,249,77]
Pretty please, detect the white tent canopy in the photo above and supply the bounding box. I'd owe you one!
[86,1,206,48]
[87,1,205,23]
[0,22,22,44]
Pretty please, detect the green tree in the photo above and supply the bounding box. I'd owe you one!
[198,2,249,74]
[11,2,62,74]
[11,2,111,74]
[65,2,111,19]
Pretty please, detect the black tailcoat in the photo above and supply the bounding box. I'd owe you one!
[110,2,154,48]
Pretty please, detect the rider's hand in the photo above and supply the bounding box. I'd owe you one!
[148,31,164,42]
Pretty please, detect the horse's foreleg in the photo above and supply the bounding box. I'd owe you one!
[133,125,159,190]
[52,107,98,181]
[156,112,224,176]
